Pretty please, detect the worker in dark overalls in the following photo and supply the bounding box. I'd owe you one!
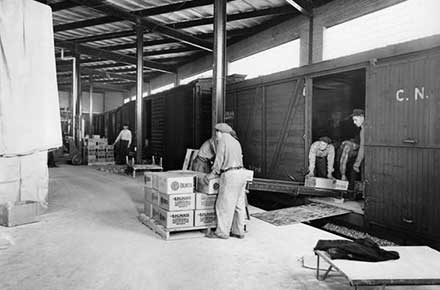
[113,124,132,165]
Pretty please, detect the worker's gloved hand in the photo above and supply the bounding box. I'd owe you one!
[327,174,335,180]
[306,172,314,178]
[341,175,348,181]
[353,163,360,173]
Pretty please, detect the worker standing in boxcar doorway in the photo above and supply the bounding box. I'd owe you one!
[205,123,247,239]
[306,136,335,179]
[113,124,132,165]
[338,109,365,184]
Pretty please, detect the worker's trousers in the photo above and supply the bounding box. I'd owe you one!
[215,169,247,237]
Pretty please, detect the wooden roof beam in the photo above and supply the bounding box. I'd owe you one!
[55,39,177,74]
[54,0,229,32]
[69,0,213,52]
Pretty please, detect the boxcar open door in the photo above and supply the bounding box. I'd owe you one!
[365,48,440,244]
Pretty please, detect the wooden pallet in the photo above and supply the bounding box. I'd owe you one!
[88,161,115,166]
[138,214,213,240]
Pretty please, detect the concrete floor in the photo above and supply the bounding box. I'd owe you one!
[1,165,439,290]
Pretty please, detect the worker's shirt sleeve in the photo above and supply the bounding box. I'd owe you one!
[211,138,226,175]
[128,130,132,144]
[308,142,318,172]
[355,126,365,166]
[327,145,335,174]
[114,131,122,143]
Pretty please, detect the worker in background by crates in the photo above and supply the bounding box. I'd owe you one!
[113,124,132,165]
[306,136,335,179]
[338,109,365,185]
[205,123,247,239]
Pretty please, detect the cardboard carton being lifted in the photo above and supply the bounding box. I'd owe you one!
[304,176,348,191]
[196,176,220,194]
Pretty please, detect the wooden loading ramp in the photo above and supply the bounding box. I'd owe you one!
[249,178,355,198]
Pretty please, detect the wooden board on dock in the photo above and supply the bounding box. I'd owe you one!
[315,246,440,287]
[138,214,212,240]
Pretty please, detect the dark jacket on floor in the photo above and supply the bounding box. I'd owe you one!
[314,238,399,262]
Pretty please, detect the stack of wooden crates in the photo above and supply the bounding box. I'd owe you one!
[143,170,219,235]
[86,136,114,165]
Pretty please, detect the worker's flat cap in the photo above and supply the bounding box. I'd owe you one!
[215,123,233,134]
[351,109,365,117]
[319,136,332,144]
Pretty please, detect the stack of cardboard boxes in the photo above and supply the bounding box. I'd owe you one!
[86,136,114,165]
[144,170,219,230]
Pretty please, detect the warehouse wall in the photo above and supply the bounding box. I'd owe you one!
[133,0,406,95]
[103,91,125,111]
[58,90,124,113]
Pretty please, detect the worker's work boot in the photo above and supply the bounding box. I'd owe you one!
[206,232,229,239]
[229,233,245,239]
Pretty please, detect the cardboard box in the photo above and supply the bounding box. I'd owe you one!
[304,177,348,191]
[151,189,160,205]
[152,172,168,191]
[242,169,254,182]
[157,173,194,194]
[144,187,153,202]
[152,204,160,220]
[195,193,217,209]
[0,181,20,204]
[144,172,154,188]
[0,201,39,227]
[196,176,220,194]
[159,192,195,211]
[144,201,153,217]
[158,208,194,229]
[194,209,217,227]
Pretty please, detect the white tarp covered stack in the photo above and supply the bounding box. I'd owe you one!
[0,0,61,207]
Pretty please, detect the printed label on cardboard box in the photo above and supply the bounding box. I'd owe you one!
[157,174,194,194]
[158,209,194,229]
[195,193,217,209]
[151,189,160,205]
[152,205,160,220]
[144,172,154,188]
[194,209,216,227]
[159,192,195,211]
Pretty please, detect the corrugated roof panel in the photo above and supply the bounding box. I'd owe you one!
[55,21,134,39]
[52,6,106,25]
[105,0,174,11]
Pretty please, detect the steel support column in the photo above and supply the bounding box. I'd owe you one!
[74,45,82,143]
[89,75,94,135]
[136,26,144,163]
[212,0,227,132]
